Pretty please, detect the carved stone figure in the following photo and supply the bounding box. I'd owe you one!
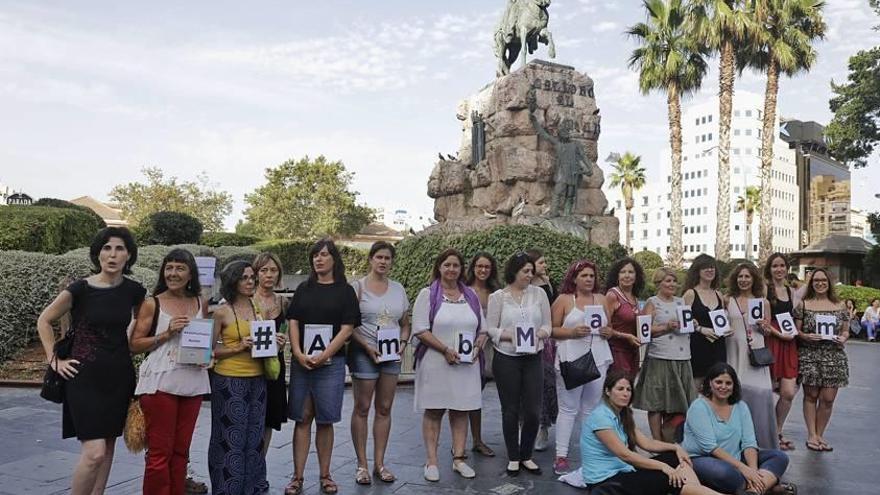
[527,89,593,217]
[471,110,486,165]
[494,0,556,77]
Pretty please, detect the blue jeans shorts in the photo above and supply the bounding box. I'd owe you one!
[347,346,401,380]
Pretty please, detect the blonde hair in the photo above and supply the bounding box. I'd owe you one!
[652,267,678,285]
[252,252,284,288]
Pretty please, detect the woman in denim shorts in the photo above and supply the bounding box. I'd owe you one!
[348,241,411,485]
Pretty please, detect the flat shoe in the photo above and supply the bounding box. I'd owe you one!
[424,464,440,482]
[472,443,495,457]
[453,460,476,479]
[521,460,542,475]
[355,467,371,485]
[373,466,396,483]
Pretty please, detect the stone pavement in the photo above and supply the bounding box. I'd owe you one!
[0,342,877,494]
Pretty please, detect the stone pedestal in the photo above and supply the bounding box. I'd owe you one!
[426,60,618,245]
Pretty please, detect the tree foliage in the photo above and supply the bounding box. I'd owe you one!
[608,152,647,251]
[826,46,880,168]
[244,156,375,240]
[135,211,203,246]
[109,167,232,231]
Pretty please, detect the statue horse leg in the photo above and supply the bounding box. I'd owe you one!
[542,28,556,59]
[518,25,530,68]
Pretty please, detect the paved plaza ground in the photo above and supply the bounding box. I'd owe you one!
[0,342,877,494]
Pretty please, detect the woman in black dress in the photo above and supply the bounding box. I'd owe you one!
[37,227,146,495]
[682,254,729,388]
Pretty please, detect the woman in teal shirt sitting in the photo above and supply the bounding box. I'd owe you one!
[578,370,722,495]
[683,363,795,494]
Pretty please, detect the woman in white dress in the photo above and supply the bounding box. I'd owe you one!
[725,263,778,450]
[549,259,614,475]
[412,248,487,482]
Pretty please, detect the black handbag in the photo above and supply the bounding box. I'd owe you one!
[40,331,75,404]
[559,336,601,390]
[733,298,774,368]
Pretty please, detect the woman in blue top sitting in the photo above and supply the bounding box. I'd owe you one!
[579,369,721,495]
[683,363,796,495]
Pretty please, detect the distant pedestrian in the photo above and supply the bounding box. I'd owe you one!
[284,239,359,495]
[486,252,551,476]
[605,257,645,377]
[130,248,209,495]
[412,249,486,482]
[37,227,146,495]
[859,298,878,341]
[348,242,410,485]
[527,248,558,452]
[794,268,850,452]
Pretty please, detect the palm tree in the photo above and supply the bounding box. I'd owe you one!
[691,0,758,262]
[609,152,647,251]
[628,0,709,268]
[735,185,761,261]
[740,0,825,264]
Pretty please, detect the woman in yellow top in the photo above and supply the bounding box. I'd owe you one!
[209,261,268,494]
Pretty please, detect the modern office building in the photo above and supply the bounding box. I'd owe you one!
[604,91,800,261]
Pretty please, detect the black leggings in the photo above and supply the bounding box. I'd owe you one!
[589,451,682,495]
[492,351,543,461]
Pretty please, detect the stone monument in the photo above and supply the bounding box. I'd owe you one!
[425,2,618,246]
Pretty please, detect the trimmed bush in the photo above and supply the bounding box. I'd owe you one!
[32,198,107,230]
[252,239,369,277]
[0,205,105,254]
[200,232,261,247]
[135,211,203,246]
[633,250,664,272]
[0,250,157,363]
[391,225,618,301]
[837,285,880,312]
[64,244,257,276]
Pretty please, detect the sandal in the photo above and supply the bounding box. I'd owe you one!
[819,441,834,452]
[472,443,495,457]
[185,476,208,494]
[451,448,468,459]
[805,440,823,452]
[355,466,372,485]
[778,434,795,451]
[320,474,338,494]
[776,481,798,494]
[374,465,396,483]
[284,476,304,495]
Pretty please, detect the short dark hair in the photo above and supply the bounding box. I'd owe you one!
[604,257,645,296]
[308,238,346,286]
[153,248,201,297]
[369,241,396,259]
[431,248,466,283]
[525,248,544,262]
[727,262,765,298]
[466,252,500,292]
[503,252,536,284]
[89,227,138,274]
[685,254,719,291]
[219,260,252,303]
[700,362,742,405]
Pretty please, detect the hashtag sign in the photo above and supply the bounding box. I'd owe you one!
[250,320,277,358]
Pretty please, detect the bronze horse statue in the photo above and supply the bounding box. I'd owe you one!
[493,0,556,77]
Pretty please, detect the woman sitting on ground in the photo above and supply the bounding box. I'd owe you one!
[683,363,795,495]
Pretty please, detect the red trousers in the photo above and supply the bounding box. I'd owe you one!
[140,391,202,495]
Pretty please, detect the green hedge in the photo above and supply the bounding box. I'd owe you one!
[32,198,107,230]
[0,250,157,364]
[251,239,369,277]
[200,232,261,247]
[64,244,258,274]
[0,206,105,254]
[837,285,880,312]
[135,211,203,246]
[633,250,664,273]
[390,225,624,301]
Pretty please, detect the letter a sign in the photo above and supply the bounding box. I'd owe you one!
[583,305,607,335]
[304,324,332,358]
[376,326,401,362]
[457,331,476,363]
[708,309,730,337]
[637,315,652,344]
[515,324,537,354]
[747,298,764,325]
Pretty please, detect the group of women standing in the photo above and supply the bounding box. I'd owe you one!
[37,226,848,495]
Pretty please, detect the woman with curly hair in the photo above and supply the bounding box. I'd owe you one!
[604,257,646,377]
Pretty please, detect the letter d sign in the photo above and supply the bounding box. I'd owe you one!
[747,298,764,325]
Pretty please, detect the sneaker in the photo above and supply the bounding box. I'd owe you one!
[453,460,476,479]
[553,457,571,475]
[423,464,440,482]
[535,426,549,451]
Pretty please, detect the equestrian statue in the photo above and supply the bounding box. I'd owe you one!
[493,0,556,77]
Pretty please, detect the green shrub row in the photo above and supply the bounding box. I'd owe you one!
[134,211,203,246]
[390,225,628,301]
[252,239,369,277]
[837,285,880,312]
[0,206,105,254]
[32,198,107,230]
[200,232,262,247]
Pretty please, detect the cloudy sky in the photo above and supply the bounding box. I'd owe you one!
[1,0,878,229]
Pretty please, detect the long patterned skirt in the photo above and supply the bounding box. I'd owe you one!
[208,374,267,495]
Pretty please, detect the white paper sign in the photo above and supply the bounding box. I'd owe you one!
[637,315,652,344]
[515,323,537,354]
[250,320,278,358]
[815,315,837,340]
[677,305,696,334]
[304,324,333,358]
[376,326,401,362]
[708,309,730,337]
[456,331,476,363]
[583,305,607,335]
[180,318,213,349]
[775,312,797,336]
[195,256,217,288]
[747,298,764,325]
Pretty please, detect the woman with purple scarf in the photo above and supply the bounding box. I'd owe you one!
[412,248,487,482]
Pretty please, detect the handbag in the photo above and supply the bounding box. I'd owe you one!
[123,399,147,453]
[263,356,281,380]
[40,330,76,404]
[736,299,774,367]
[558,335,600,390]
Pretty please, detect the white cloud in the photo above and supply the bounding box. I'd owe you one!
[592,21,620,33]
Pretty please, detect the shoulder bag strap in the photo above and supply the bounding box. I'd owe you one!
[148,296,161,337]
